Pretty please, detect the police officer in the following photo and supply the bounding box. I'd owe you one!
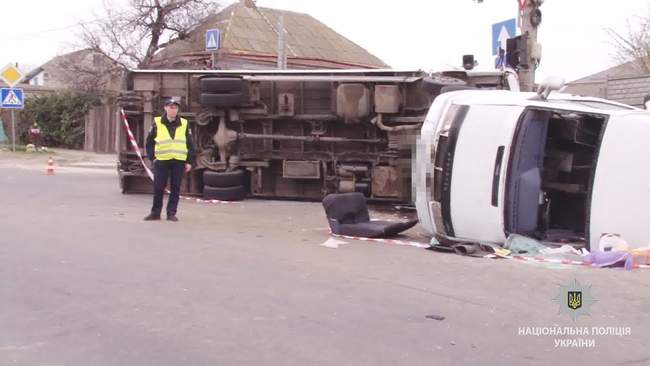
[144,97,194,222]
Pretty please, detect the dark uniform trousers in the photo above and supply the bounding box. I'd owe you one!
[151,159,185,216]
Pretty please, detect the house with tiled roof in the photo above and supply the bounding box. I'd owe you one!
[147,0,389,70]
[22,49,123,92]
[565,60,650,108]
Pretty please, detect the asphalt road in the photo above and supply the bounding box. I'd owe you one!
[1,152,649,366]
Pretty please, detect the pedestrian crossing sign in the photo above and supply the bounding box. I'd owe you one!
[205,29,221,51]
[1,87,24,109]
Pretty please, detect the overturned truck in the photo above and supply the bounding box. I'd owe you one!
[118,69,513,202]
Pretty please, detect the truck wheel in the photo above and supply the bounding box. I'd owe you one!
[200,93,243,108]
[200,77,244,93]
[203,185,247,201]
[203,169,245,187]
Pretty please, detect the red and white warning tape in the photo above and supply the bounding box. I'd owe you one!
[119,108,237,205]
[120,109,154,181]
[330,233,431,249]
[181,197,238,205]
[510,255,591,267]
[331,234,650,268]
[502,254,650,269]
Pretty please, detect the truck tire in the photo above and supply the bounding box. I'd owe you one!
[203,169,245,187]
[200,93,243,108]
[203,185,247,201]
[200,77,244,93]
[440,85,477,94]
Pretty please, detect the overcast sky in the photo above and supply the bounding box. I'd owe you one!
[2,0,649,82]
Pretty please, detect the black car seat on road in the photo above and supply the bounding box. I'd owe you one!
[322,193,418,238]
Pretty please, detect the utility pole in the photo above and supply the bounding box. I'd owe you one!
[518,0,543,91]
[475,0,543,91]
[277,15,288,70]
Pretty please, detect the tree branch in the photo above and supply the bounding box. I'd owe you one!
[74,0,220,71]
[606,8,650,73]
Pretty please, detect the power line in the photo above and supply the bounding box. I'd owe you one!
[7,9,131,40]
[7,20,103,40]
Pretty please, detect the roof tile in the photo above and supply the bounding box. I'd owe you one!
[152,2,388,68]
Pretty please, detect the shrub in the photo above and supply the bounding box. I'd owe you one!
[20,92,100,149]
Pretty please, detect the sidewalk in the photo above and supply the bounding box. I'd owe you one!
[0,147,117,173]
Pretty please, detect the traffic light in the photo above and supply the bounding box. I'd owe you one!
[462,55,475,70]
[506,33,529,69]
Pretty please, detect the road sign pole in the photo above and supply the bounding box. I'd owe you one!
[205,29,221,69]
[11,109,15,152]
[1,65,26,151]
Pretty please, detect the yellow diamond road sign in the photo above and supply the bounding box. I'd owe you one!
[0,64,24,87]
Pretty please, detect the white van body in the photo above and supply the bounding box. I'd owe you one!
[414,90,649,250]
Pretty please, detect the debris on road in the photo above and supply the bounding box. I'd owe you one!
[322,192,418,238]
[428,232,650,270]
[425,314,446,321]
[320,238,349,249]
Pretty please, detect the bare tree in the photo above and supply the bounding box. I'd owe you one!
[54,49,126,92]
[80,0,220,69]
[607,9,650,73]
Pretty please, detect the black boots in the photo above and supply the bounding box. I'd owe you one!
[143,213,161,221]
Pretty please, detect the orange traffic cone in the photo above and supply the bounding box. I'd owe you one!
[46,157,55,175]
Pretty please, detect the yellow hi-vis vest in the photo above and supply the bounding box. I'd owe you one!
[154,116,188,161]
